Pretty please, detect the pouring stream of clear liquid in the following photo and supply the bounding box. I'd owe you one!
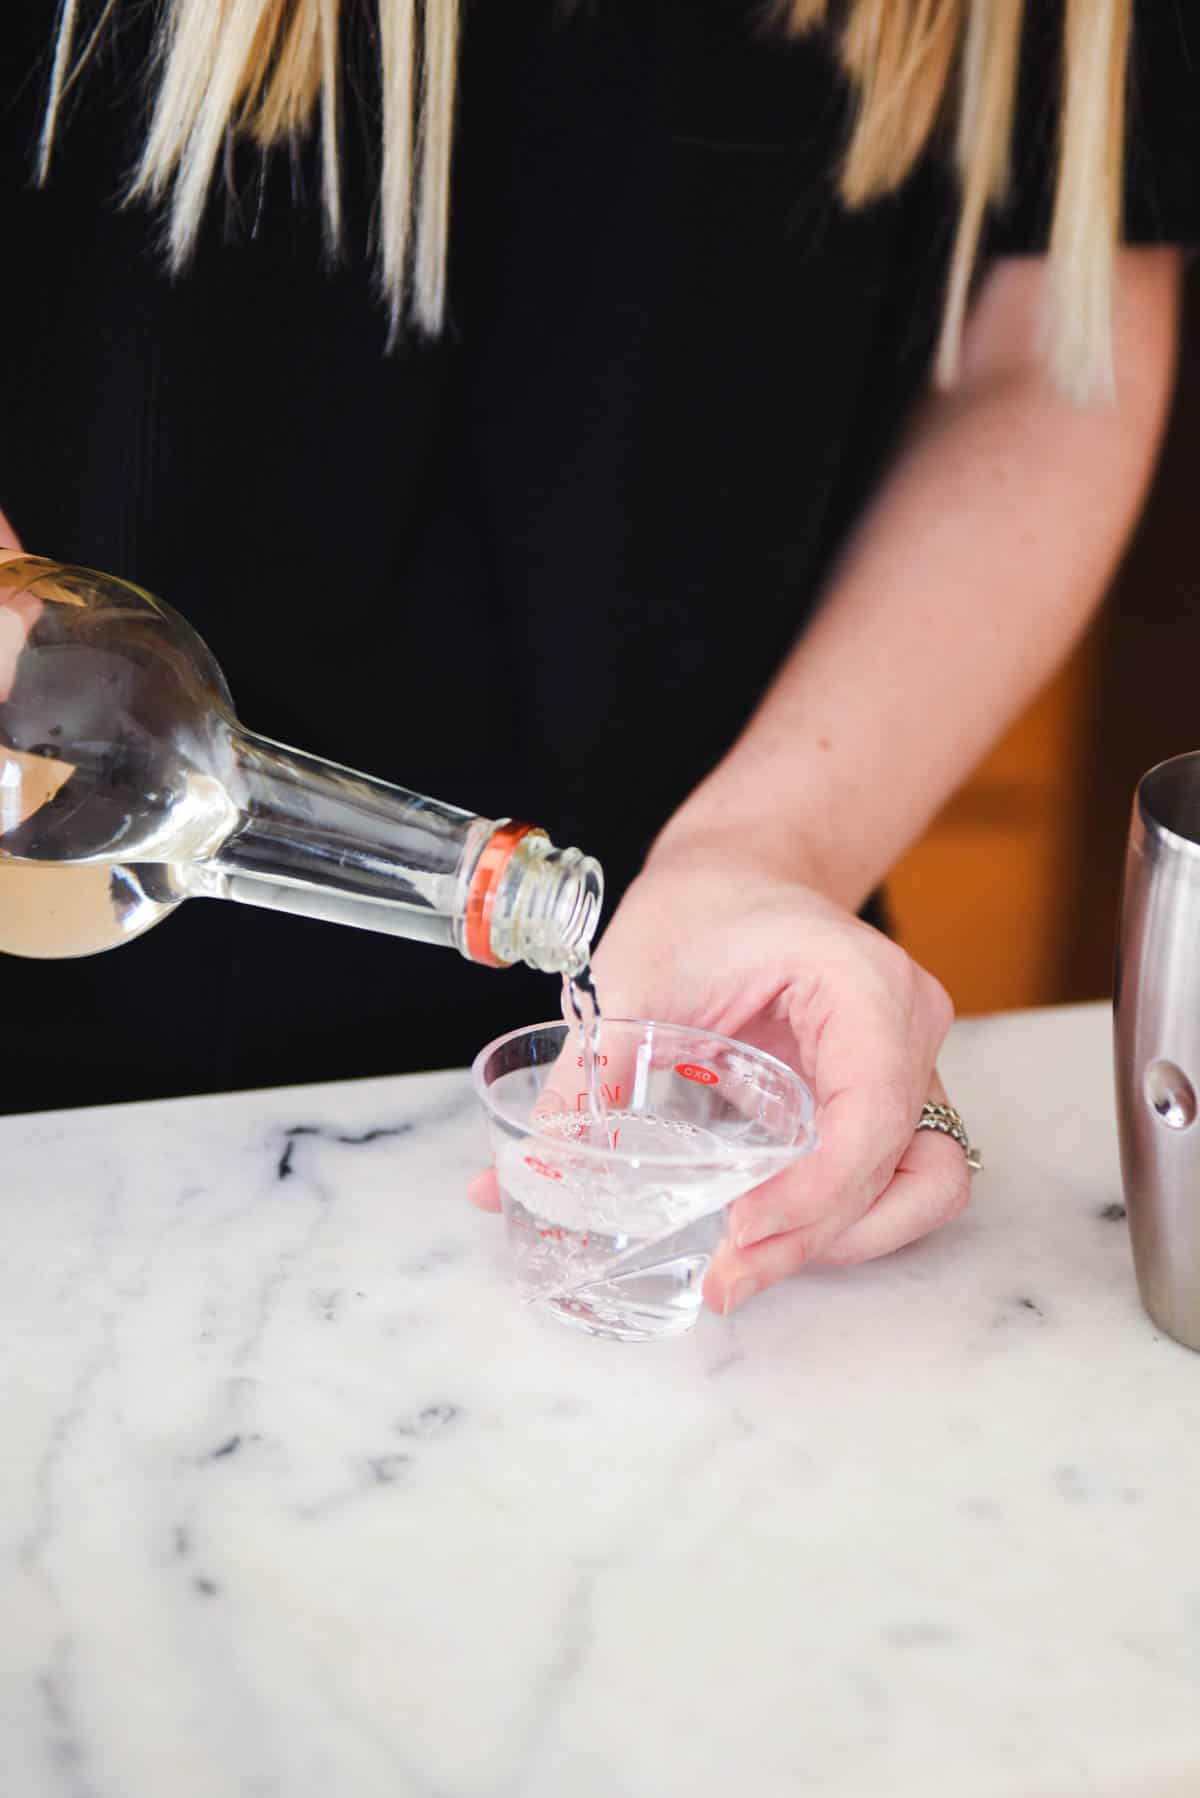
[563,963,613,1144]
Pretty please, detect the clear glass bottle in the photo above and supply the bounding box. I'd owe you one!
[0,556,602,971]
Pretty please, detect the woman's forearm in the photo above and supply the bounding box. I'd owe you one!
[655,249,1183,911]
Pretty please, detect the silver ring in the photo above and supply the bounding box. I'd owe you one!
[915,1101,983,1174]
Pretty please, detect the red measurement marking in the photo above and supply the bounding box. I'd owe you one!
[576,1053,609,1068]
[676,1063,719,1086]
[575,1084,623,1110]
[524,1155,563,1181]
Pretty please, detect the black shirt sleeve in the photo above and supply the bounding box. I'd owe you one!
[988,0,1200,254]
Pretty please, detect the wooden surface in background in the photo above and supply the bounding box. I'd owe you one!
[889,267,1200,1017]
[889,628,1106,1016]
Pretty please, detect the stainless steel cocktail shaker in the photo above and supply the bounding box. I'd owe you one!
[1115,751,1200,1351]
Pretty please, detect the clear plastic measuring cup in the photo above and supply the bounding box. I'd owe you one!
[472,1020,818,1341]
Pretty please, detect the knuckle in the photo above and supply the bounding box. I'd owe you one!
[921,970,955,1038]
[865,937,953,1040]
[869,934,919,995]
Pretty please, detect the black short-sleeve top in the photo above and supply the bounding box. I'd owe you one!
[1,0,1196,1110]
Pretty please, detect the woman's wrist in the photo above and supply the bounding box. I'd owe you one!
[645,786,869,913]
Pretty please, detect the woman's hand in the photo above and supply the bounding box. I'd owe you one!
[593,837,970,1313]
[471,830,972,1316]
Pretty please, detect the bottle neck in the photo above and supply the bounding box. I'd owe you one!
[197,730,602,972]
[479,829,604,976]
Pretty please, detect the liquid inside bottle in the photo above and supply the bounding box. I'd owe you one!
[0,860,176,957]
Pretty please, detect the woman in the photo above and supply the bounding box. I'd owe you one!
[0,0,1190,1314]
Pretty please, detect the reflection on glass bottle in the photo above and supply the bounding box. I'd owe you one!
[0,557,602,972]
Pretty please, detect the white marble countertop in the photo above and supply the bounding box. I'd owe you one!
[4,1000,1200,1798]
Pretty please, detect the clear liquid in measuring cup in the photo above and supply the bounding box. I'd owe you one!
[498,1109,739,1338]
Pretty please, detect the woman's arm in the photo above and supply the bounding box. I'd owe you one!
[558,247,1183,1312]
[654,248,1183,908]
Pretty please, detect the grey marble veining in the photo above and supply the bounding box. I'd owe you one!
[3,1004,1200,1797]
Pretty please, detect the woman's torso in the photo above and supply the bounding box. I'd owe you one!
[1,0,957,1110]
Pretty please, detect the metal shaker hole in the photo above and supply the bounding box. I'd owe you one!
[1143,1060,1198,1130]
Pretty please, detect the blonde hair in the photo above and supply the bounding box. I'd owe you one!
[39,0,459,340]
[39,0,1133,395]
[784,0,1134,399]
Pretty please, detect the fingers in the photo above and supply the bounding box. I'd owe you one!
[815,1129,971,1264]
[705,1121,971,1313]
[730,1073,916,1252]
[728,948,950,1254]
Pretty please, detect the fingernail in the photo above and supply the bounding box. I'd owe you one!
[722,1276,757,1316]
[737,1213,787,1251]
